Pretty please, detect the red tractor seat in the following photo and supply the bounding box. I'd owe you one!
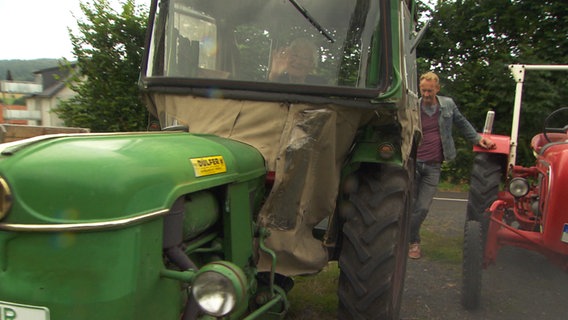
[531,133,568,153]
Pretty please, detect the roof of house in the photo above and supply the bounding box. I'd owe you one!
[30,64,77,98]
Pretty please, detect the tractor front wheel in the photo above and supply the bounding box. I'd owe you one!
[466,153,504,222]
[462,219,483,310]
[337,163,411,319]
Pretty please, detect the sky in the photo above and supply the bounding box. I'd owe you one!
[0,0,137,60]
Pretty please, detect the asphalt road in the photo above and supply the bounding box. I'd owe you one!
[400,192,568,320]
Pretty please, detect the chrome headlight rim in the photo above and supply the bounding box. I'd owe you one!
[0,177,12,220]
[192,261,247,317]
[508,177,530,198]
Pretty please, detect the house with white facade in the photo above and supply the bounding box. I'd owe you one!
[24,65,77,127]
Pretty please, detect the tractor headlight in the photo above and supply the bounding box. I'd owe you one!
[0,177,12,220]
[192,261,246,317]
[508,177,530,198]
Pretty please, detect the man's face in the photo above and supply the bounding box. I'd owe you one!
[419,79,440,106]
[286,46,314,78]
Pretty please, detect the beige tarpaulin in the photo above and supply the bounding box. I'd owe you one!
[149,93,418,275]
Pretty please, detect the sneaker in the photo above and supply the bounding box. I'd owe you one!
[408,243,421,259]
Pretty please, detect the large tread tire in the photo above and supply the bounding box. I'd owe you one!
[338,163,411,320]
[466,153,504,222]
[462,220,483,310]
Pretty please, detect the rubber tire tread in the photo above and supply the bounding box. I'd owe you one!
[462,220,483,310]
[338,164,411,320]
[466,153,503,221]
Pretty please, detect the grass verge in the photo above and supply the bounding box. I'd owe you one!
[420,229,463,266]
[286,262,339,319]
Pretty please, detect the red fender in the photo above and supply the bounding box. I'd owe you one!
[473,133,510,155]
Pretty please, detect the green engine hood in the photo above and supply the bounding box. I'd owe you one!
[0,132,265,225]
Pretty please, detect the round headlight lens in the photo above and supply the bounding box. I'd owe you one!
[508,177,529,198]
[192,271,237,316]
[192,261,246,317]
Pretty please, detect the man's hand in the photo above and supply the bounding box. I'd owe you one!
[478,136,496,149]
[268,47,289,81]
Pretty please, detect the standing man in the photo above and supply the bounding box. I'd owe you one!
[409,71,495,259]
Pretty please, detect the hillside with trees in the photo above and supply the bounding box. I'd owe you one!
[0,59,61,81]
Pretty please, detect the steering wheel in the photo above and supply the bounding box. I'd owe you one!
[543,107,568,143]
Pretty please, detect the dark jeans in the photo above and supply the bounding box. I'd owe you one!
[410,161,441,244]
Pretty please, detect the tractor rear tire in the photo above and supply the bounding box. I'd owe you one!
[462,219,483,310]
[338,163,411,320]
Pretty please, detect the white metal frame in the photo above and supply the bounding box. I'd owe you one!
[507,64,568,168]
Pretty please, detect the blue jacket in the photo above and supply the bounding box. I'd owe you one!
[420,95,481,161]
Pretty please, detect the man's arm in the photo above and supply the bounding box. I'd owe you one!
[451,101,495,149]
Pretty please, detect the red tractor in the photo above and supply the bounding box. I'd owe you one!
[461,64,568,310]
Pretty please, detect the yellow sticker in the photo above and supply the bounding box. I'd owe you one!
[190,156,227,177]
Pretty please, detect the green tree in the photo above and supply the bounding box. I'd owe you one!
[417,0,568,182]
[55,0,148,132]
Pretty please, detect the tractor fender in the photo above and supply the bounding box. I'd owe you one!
[473,133,510,155]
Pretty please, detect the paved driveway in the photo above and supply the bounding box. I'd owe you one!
[401,192,568,320]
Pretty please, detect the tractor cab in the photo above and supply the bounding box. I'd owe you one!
[142,0,400,105]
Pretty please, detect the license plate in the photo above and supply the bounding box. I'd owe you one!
[0,301,50,320]
[563,224,568,244]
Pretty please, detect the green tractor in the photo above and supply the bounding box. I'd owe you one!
[0,0,423,319]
